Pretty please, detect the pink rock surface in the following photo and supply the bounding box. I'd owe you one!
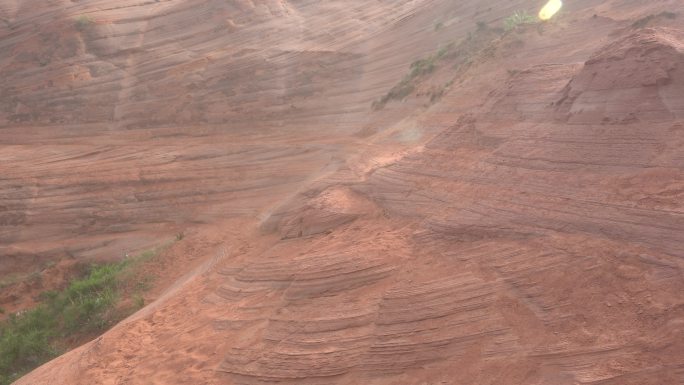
[2,0,684,384]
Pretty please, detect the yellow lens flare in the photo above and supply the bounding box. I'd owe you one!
[539,0,562,21]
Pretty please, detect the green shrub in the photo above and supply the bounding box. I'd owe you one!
[436,45,450,60]
[74,15,93,31]
[372,51,441,109]
[409,57,436,78]
[504,10,536,31]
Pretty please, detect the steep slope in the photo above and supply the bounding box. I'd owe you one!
[4,0,684,384]
[1,0,468,275]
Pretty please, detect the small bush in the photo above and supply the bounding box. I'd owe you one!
[409,57,436,78]
[504,10,536,31]
[372,79,414,110]
[133,294,145,309]
[434,22,444,31]
[429,88,444,103]
[373,51,441,109]
[436,45,450,60]
[74,15,93,31]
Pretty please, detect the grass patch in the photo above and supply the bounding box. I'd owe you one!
[0,270,44,290]
[504,10,537,31]
[0,276,19,291]
[133,294,145,309]
[0,249,159,385]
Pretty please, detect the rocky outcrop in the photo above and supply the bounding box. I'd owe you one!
[556,28,684,124]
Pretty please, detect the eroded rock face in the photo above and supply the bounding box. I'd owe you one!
[556,28,684,124]
[1,0,461,272]
[5,0,684,384]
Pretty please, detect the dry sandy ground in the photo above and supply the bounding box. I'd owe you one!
[2,0,684,384]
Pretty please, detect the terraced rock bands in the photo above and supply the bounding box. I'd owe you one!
[1,0,683,384]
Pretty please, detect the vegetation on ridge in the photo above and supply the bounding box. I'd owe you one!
[0,248,161,385]
[372,19,506,110]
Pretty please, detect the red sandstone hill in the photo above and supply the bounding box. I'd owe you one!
[2,0,684,384]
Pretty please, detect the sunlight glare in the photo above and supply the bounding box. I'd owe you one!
[539,0,562,21]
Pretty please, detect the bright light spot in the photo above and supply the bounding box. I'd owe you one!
[539,0,562,21]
